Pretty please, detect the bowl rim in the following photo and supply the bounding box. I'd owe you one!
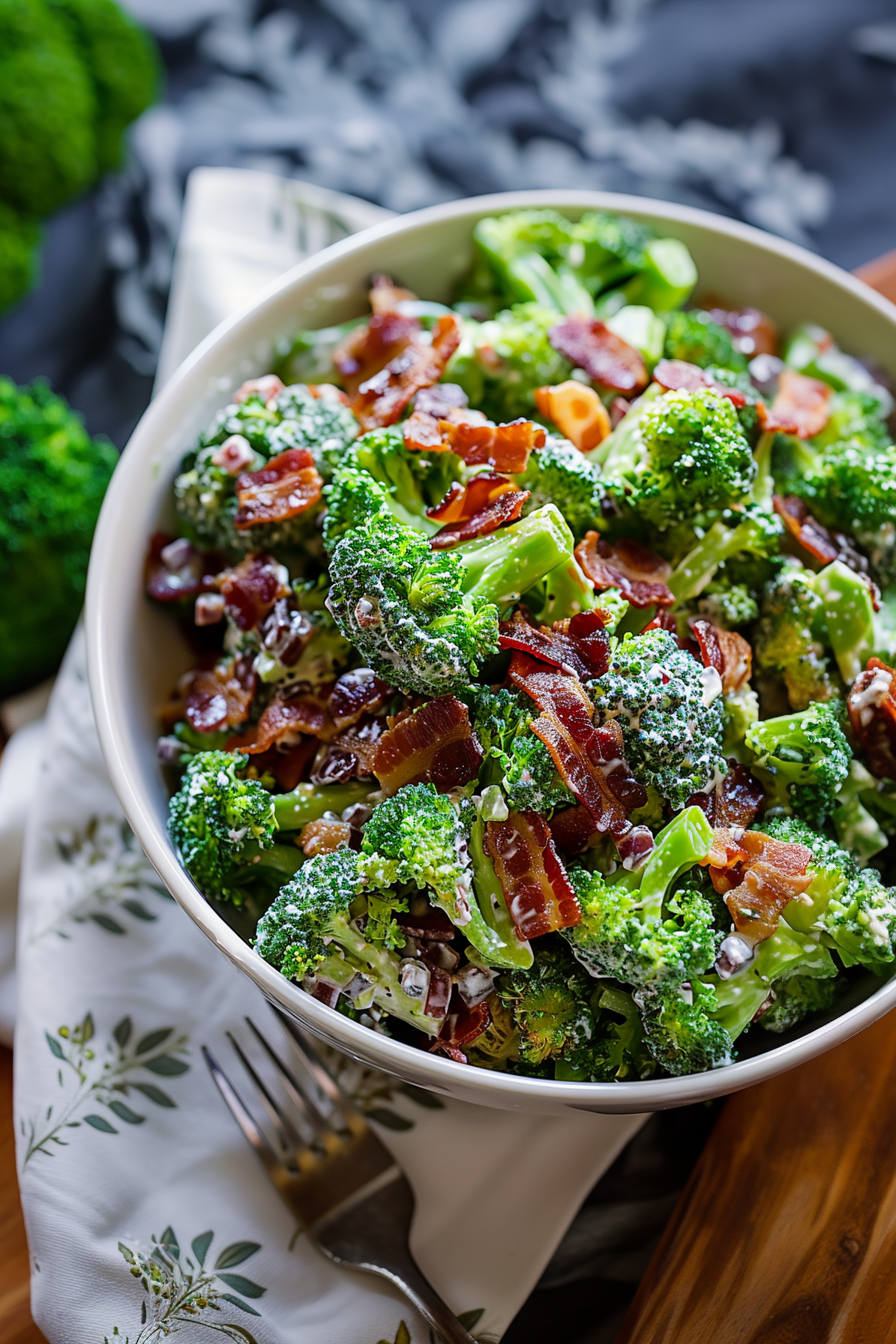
[86,187,896,1113]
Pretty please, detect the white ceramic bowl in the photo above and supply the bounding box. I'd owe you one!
[87,190,896,1115]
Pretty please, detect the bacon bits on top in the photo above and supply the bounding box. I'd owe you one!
[498,609,610,680]
[436,417,545,472]
[773,495,879,609]
[145,533,221,603]
[228,690,334,754]
[652,359,749,408]
[548,317,648,395]
[689,762,765,831]
[485,810,581,941]
[848,657,896,779]
[333,311,420,397]
[328,668,391,730]
[534,381,611,452]
[352,314,462,433]
[575,533,675,609]
[233,448,323,531]
[181,654,256,735]
[688,618,753,694]
[372,695,483,796]
[762,368,832,438]
[430,488,530,550]
[701,828,813,947]
[218,553,289,632]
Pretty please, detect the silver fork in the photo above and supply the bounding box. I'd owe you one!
[203,1013,477,1344]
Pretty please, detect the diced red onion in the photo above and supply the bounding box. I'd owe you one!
[456,963,496,1008]
[194,592,225,626]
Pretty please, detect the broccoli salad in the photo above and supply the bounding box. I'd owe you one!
[146,207,896,1082]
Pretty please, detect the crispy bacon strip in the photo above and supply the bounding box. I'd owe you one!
[509,652,642,834]
[372,695,483,795]
[763,368,831,438]
[234,448,323,530]
[368,273,417,314]
[430,999,491,1063]
[548,317,648,394]
[430,489,530,549]
[773,495,879,609]
[145,533,220,603]
[485,810,581,941]
[688,761,765,831]
[436,417,545,472]
[575,532,674,609]
[352,314,462,432]
[426,473,514,524]
[181,654,256,734]
[328,668,391,730]
[403,392,488,451]
[653,358,748,408]
[701,827,812,946]
[548,804,598,854]
[848,657,896,779]
[219,553,288,632]
[689,618,753,694]
[704,305,778,358]
[334,311,420,396]
[228,691,334,754]
[499,609,609,680]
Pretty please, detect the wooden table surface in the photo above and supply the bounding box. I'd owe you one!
[4,248,896,1344]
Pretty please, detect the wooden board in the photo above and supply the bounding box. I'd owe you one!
[0,1047,47,1343]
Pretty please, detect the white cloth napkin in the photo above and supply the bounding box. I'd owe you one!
[6,168,646,1344]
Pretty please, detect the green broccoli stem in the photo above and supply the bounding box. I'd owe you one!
[636,806,715,923]
[466,816,535,970]
[456,504,576,608]
[525,554,600,624]
[272,782,375,831]
[584,385,660,472]
[234,842,305,880]
[752,431,776,509]
[329,913,445,1035]
[812,560,875,683]
[474,219,594,313]
[707,924,835,1040]
[667,515,766,605]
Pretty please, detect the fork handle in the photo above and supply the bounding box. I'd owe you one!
[356,1254,477,1344]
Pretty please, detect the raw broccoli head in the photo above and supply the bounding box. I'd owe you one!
[758,973,838,1034]
[753,564,839,710]
[590,629,727,809]
[746,700,851,828]
[662,310,747,372]
[515,434,608,539]
[175,383,357,552]
[632,389,756,528]
[635,980,733,1076]
[254,847,361,981]
[359,784,472,923]
[0,376,117,693]
[168,751,277,902]
[337,425,460,536]
[787,441,896,584]
[761,815,896,973]
[471,686,573,814]
[446,304,573,423]
[497,941,596,1066]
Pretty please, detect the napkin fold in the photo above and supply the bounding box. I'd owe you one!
[7,168,647,1344]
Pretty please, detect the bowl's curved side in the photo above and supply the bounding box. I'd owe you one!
[87,189,896,1116]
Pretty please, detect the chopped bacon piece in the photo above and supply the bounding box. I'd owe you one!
[643,610,678,636]
[234,449,323,530]
[219,553,289,632]
[228,691,334,754]
[352,314,462,432]
[485,810,581,941]
[548,804,598,854]
[688,761,764,830]
[704,306,778,358]
[145,533,221,603]
[260,599,313,667]
[773,495,879,609]
[509,652,642,835]
[233,374,284,406]
[688,618,753,694]
[426,473,514,525]
[763,369,832,438]
[368,273,417,314]
[430,489,529,549]
[250,738,318,792]
[397,906,456,942]
[328,668,391,730]
[701,827,812,946]
[299,818,352,857]
[437,417,545,472]
[548,317,648,395]
[652,358,748,408]
[402,409,447,451]
[575,532,674,609]
[848,657,896,778]
[534,381,611,451]
[334,311,421,396]
[372,695,483,795]
[403,387,487,452]
[181,654,256,734]
[424,966,454,1021]
[498,609,609,680]
[430,998,491,1062]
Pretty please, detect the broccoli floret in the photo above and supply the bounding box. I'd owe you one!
[554,986,656,1082]
[662,310,747,372]
[753,563,839,710]
[813,390,892,454]
[325,498,575,696]
[472,210,596,314]
[254,848,445,1034]
[514,434,608,538]
[761,815,896,973]
[746,700,851,828]
[693,580,758,629]
[564,806,719,987]
[635,980,733,1076]
[175,383,358,552]
[709,917,838,1039]
[497,941,597,1067]
[832,762,890,866]
[323,426,459,544]
[783,323,892,413]
[446,304,574,422]
[0,376,117,693]
[471,686,573,814]
[788,441,896,584]
[590,629,727,809]
[629,389,757,529]
[758,974,838,1034]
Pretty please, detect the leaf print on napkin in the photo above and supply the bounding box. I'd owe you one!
[104,1227,266,1343]
[37,815,172,941]
[21,1012,189,1167]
